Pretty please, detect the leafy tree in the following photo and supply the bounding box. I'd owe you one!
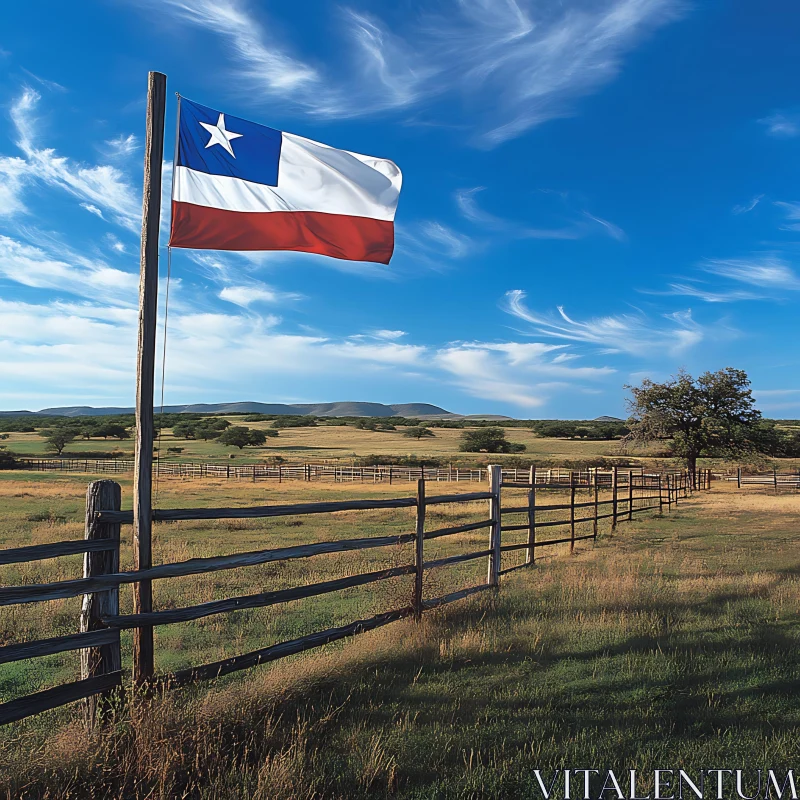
[218,425,276,449]
[402,426,435,439]
[43,429,75,455]
[95,423,129,440]
[459,427,526,454]
[626,368,763,486]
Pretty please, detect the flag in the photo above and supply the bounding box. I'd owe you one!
[169,99,402,264]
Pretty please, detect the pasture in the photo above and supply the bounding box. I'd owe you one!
[2,423,634,464]
[1,473,800,797]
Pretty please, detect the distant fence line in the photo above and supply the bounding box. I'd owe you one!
[727,468,800,491]
[16,458,691,486]
[0,467,702,727]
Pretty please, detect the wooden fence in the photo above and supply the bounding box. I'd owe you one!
[729,468,800,492]
[0,466,699,727]
[15,458,705,488]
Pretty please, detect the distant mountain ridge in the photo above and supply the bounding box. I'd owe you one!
[0,401,474,419]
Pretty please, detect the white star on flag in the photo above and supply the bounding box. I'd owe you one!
[199,113,243,158]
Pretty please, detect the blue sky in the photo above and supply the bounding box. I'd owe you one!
[1,0,799,418]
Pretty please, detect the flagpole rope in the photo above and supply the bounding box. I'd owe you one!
[154,94,182,503]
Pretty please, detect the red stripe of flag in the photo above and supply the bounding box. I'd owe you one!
[169,202,395,264]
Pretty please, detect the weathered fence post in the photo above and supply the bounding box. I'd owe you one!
[737,467,741,489]
[569,470,576,553]
[81,480,122,729]
[658,474,664,514]
[611,466,618,531]
[593,468,599,539]
[487,465,502,587]
[413,478,425,620]
[774,467,779,495]
[526,465,536,564]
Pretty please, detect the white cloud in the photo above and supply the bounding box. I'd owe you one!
[0,234,139,301]
[80,202,105,219]
[732,194,763,215]
[371,329,406,340]
[218,283,298,307]
[0,155,30,217]
[504,289,705,356]
[774,201,800,232]
[455,186,625,241]
[434,340,614,408]
[104,134,140,158]
[702,255,800,290]
[136,0,681,146]
[660,282,761,303]
[759,112,800,138]
[8,88,141,231]
[395,220,473,264]
[419,221,471,258]
[104,234,127,253]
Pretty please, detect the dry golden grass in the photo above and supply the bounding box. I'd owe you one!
[3,477,800,797]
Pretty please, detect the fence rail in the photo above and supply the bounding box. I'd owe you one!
[727,468,800,491]
[15,458,697,486]
[0,466,701,727]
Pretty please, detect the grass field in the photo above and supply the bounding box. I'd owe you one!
[1,474,800,797]
[2,424,639,464]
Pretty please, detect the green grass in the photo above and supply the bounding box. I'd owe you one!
[2,477,800,798]
[2,424,646,465]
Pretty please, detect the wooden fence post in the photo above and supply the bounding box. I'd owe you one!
[487,465,502,587]
[612,466,618,532]
[593,468,599,539]
[526,465,536,564]
[737,467,741,489]
[81,480,122,729]
[774,467,778,495]
[569,470,576,553]
[413,479,425,620]
[658,474,664,514]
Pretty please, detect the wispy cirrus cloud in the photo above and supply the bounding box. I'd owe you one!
[658,282,761,303]
[759,112,800,138]
[135,0,682,146]
[701,255,800,290]
[103,133,140,159]
[732,194,763,215]
[455,186,626,241]
[7,87,141,230]
[504,289,706,356]
[218,282,301,308]
[395,220,473,264]
[434,340,614,408]
[774,201,800,232]
[0,233,139,301]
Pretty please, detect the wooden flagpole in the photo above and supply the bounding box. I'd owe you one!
[133,71,166,685]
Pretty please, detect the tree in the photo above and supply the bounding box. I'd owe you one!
[625,368,763,487]
[402,426,435,439]
[43,429,75,455]
[218,425,276,449]
[95,423,129,440]
[459,427,526,454]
